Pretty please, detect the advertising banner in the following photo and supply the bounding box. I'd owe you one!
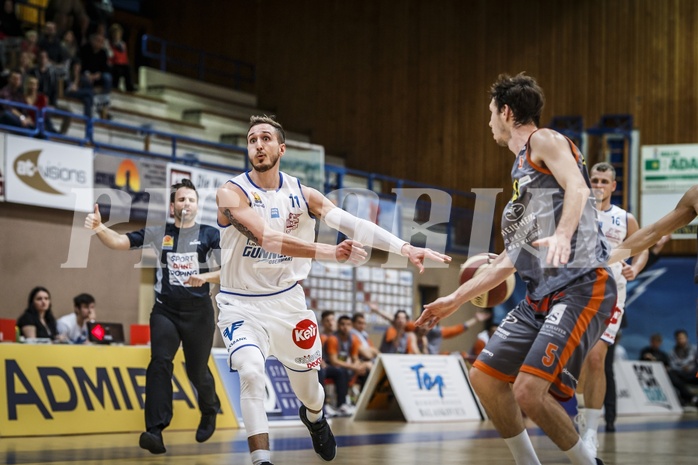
[167,163,233,227]
[641,144,698,238]
[4,135,94,212]
[93,153,168,221]
[354,354,484,422]
[615,360,682,415]
[0,345,237,437]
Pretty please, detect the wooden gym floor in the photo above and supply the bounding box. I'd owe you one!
[2,413,697,465]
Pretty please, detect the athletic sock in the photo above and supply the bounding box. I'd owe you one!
[305,407,324,423]
[251,449,271,465]
[503,430,542,465]
[584,408,602,437]
[565,438,595,465]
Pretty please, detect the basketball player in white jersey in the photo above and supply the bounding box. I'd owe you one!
[575,162,648,457]
[215,115,451,465]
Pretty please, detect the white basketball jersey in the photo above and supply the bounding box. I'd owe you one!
[597,204,628,285]
[220,171,316,294]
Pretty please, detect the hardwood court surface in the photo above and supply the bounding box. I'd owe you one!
[2,414,696,464]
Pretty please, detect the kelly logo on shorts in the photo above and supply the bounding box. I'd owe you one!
[293,319,317,349]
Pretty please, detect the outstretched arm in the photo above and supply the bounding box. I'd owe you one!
[217,182,366,263]
[610,186,698,264]
[84,203,131,250]
[416,253,516,330]
[302,186,452,272]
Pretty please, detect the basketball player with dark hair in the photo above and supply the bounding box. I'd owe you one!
[574,162,648,455]
[417,73,615,465]
[85,178,221,454]
[214,115,450,465]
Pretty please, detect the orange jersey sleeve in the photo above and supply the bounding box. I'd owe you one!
[440,324,466,339]
[325,335,339,356]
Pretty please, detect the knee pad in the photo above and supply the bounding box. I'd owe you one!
[233,348,269,437]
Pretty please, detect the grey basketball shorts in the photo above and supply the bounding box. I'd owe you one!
[473,267,617,400]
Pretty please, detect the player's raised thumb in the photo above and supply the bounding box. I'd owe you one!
[94,203,100,214]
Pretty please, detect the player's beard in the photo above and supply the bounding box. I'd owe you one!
[252,151,281,173]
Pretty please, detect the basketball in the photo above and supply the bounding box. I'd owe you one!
[459,253,515,308]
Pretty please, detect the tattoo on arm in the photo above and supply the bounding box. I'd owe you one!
[224,208,260,243]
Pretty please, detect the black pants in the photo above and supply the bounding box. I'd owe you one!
[318,365,350,408]
[145,294,220,432]
[603,342,616,426]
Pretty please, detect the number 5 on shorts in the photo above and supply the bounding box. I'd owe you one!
[542,343,559,367]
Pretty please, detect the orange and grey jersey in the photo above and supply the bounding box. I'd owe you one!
[597,204,628,286]
[219,171,316,295]
[501,129,611,300]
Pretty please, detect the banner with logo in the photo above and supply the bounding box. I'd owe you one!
[0,344,238,437]
[93,153,168,221]
[4,135,94,212]
[0,133,5,201]
[167,163,233,227]
[641,144,698,238]
[614,360,682,415]
[213,351,305,423]
[354,354,484,422]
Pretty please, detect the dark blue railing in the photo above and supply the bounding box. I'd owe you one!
[0,99,249,174]
[0,99,484,254]
[141,35,256,90]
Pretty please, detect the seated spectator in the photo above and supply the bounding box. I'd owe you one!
[669,329,698,407]
[18,51,35,80]
[46,0,89,45]
[378,309,418,354]
[317,310,347,417]
[21,30,39,58]
[24,75,58,133]
[324,315,372,415]
[31,50,59,106]
[0,69,32,128]
[38,21,70,67]
[640,333,670,365]
[17,286,58,340]
[61,29,78,65]
[65,58,94,117]
[108,23,135,92]
[79,32,111,114]
[350,311,379,361]
[56,293,96,343]
[0,0,23,71]
[0,0,22,39]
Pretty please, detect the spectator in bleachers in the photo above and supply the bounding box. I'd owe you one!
[413,308,491,355]
[31,50,59,106]
[0,69,33,128]
[669,329,698,407]
[65,57,94,117]
[471,318,499,360]
[0,0,22,71]
[17,286,58,340]
[38,21,70,67]
[56,293,96,344]
[350,312,379,361]
[324,315,371,415]
[108,23,135,92]
[24,74,58,133]
[46,0,89,45]
[640,333,670,365]
[18,50,35,79]
[0,0,21,39]
[80,32,111,115]
[61,29,78,63]
[85,0,113,37]
[21,29,39,59]
[378,309,419,354]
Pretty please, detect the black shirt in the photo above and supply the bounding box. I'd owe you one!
[17,311,56,339]
[126,223,220,299]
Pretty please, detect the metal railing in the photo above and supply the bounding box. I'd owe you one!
[0,99,484,254]
[141,35,256,90]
